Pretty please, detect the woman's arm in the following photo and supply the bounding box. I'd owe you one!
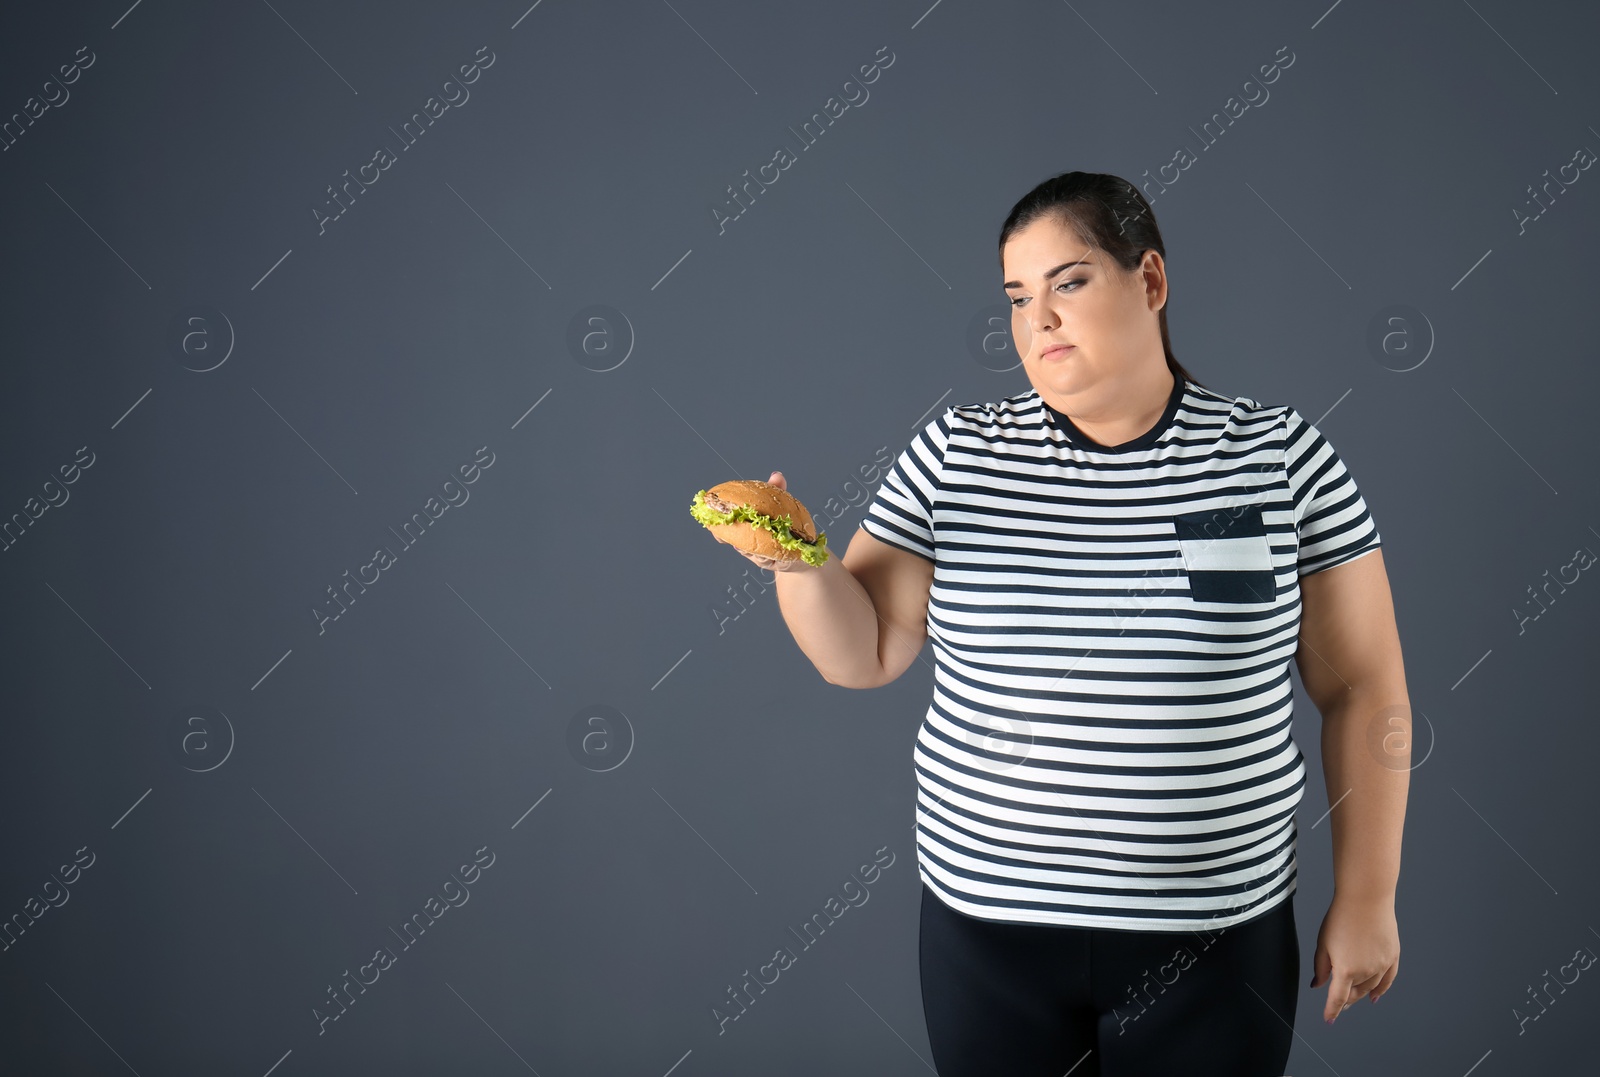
[1295,546,1409,1020]
[772,527,934,689]
[1295,547,1411,901]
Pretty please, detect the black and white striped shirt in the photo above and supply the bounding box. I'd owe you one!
[860,376,1382,931]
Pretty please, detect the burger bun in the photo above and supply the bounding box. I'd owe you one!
[703,479,819,563]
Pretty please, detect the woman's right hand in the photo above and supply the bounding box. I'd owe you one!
[735,471,817,573]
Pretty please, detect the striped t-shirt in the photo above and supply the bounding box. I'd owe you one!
[860,376,1382,932]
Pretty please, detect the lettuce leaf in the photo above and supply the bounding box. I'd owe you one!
[690,489,831,566]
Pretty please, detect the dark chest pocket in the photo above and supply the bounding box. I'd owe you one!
[1173,504,1277,604]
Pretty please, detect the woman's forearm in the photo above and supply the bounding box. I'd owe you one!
[772,555,886,688]
[1320,689,1411,903]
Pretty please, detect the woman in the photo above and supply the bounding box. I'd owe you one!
[723,171,1407,1076]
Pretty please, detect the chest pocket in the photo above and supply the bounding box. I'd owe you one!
[1173,503,1276,604]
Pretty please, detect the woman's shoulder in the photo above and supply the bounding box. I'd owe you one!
[1189,380,1296,424]
[936,389,1042,430]
[904,394,1039,448]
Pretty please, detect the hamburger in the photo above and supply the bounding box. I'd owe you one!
[690,479,830,566]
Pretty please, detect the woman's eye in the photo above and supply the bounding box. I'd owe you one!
[1008,279,1084,307]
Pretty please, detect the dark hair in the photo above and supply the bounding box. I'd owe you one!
[998,171,1205,391]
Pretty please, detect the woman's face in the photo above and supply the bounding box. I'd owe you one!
[1001,214,1167,397]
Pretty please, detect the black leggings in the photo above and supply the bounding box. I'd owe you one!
[919,882,1300,1077]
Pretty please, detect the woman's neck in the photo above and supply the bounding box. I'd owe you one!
[1046,367,1177,448]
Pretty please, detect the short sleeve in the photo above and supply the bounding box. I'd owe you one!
[859,408,955,563]
[1283,406,1382,576]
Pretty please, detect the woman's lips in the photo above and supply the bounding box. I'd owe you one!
[1040,345,1074,359]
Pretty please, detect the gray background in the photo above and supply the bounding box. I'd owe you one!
[2,0,1596,1073]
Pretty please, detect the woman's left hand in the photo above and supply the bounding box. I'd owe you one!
[1309,891,1400,1024]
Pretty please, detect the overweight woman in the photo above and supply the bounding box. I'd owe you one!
[719,171,1408,1077]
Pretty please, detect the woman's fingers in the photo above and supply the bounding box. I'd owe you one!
[743,549,810,573]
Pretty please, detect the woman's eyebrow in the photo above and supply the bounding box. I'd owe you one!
[1003,257,1094,290]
